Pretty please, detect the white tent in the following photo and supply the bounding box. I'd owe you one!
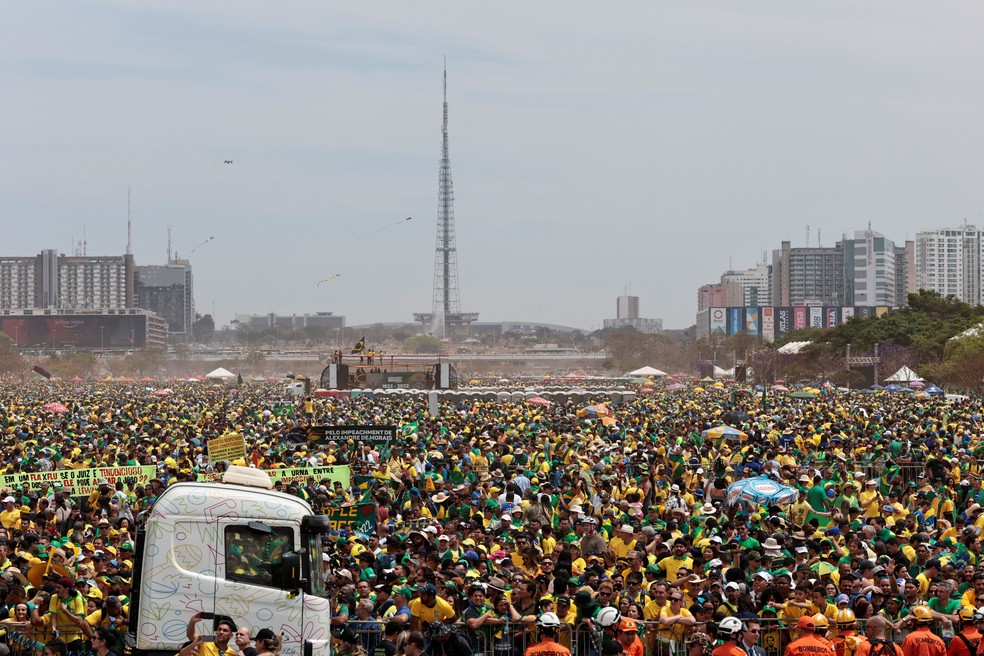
[626,366,668,377]
[885,366,923,383]
[205,367,237,380]
[713,366,735,379]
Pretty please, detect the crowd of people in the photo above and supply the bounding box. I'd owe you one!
[0,379,980,656]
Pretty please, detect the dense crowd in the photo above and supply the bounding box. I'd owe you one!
[0,380,980,656]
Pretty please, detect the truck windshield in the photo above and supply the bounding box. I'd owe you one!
[308,532,327,598]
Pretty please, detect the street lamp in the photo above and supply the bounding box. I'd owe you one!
[100,326,104,356]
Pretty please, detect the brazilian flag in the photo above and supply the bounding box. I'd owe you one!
[401,422,419,437]
[352,337,366,354]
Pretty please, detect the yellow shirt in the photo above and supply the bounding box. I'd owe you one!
[408,597,455,624]
[860,490,881,519]
[609,537,636,559]
[658,607,692,642]
[657,555,693,582]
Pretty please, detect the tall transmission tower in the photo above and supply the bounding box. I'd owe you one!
[414,61,478,337]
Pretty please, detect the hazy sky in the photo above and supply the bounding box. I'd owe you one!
[3,2,984,331]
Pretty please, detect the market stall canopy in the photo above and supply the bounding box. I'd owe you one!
[626,366,667,377]
[885,366,924,383]
[205,367,237,380]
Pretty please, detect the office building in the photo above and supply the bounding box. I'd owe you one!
[135,260,194,340]
[771,241,845,307]
[842,228,897,307]
[235,312,346,333]
[616,295,639,320]
[0,250,135,310]
[915,225,982,305]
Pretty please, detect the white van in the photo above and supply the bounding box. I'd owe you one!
[129,467,332,656]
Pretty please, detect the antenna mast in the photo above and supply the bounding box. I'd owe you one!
[127,187,132,256]
[167,225,173,263]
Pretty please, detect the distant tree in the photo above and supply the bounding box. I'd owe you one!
[403,335,444,354]
[0,334,25,375]
[193,314,215,343]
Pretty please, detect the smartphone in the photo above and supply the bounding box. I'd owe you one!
[200,612,215,621]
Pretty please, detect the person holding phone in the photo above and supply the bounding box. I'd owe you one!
[186,613,238,656]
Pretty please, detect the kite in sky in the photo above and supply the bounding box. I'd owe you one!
[189,236,215,255]
[317,274,341,286]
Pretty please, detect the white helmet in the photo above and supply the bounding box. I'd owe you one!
[718,617,744,638]
[595,607,622,628]
[537,613,561,628]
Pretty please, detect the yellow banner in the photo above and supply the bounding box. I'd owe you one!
[207,433,247,462]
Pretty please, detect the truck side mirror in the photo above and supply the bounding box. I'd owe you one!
[280,551,301,591]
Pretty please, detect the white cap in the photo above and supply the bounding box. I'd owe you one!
[1,496,14,503]
[725,582,740,591]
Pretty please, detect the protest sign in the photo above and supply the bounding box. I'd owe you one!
[0,465,157,497]
[207,433,246,462]
[327,503,376,536]
[308,426,395,448]
[199,464,352,489]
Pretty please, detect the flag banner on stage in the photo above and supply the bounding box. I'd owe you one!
[0,465,158,496]
[327,503,376,536]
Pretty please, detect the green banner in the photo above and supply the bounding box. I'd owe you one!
[0,465,158,496]
[327,503,376,536]
[198,465,351,489]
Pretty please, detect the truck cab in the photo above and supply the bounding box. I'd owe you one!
[128,466,332,656]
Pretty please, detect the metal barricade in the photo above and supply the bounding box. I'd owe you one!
[343,615,914,656]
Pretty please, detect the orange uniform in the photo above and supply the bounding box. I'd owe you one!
[786,633,837,656]
[947,628,983,656]
[902,627,946,656]
[525,637,571,656]
[857,639,903,656]
[619,636,645,656]
[833,632,869,656]
[714,643,750,656]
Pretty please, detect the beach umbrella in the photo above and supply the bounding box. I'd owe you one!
[789,391,817,400]
[726,476,798,507]
[884,385,901,392]
[924,385,945,396]
[42,402,69,414]
[693,387,705,393]
[528,397,552,407]
[152,389,172,397]
[771,385,788,392]
[910,380,926,388]
[812,562,837,577]
[702,425,746,441]
[666,383,686,391]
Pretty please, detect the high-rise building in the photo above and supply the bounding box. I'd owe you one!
[895,241,915,306]
[771,240,845,306]
[697,282,744,312]
[721,265,771,307]
[915,225,982,304]
[616,295,639,320]
[135,260,194,340]
[842,228,897,307]
[0,250,134,310]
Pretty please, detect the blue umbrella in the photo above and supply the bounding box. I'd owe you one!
[884,384,902,392]
[726,475,798,507]
[924,385,945,396]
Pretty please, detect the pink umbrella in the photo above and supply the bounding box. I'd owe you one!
[528,397,552,406]
[42,402,69,414]
[153,389,172,397]
[909,380,926,388]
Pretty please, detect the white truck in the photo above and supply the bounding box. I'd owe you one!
[128,466,333,656]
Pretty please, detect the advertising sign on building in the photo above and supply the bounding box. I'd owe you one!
[728,308,743,335]
[761,307,775,343]
[793,307,808,330]
[710,308,727,335]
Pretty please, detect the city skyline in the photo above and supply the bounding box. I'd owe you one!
[3,3,984,330]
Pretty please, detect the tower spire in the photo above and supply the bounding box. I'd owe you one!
[127,186,133,256]
[414,60,478,336]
